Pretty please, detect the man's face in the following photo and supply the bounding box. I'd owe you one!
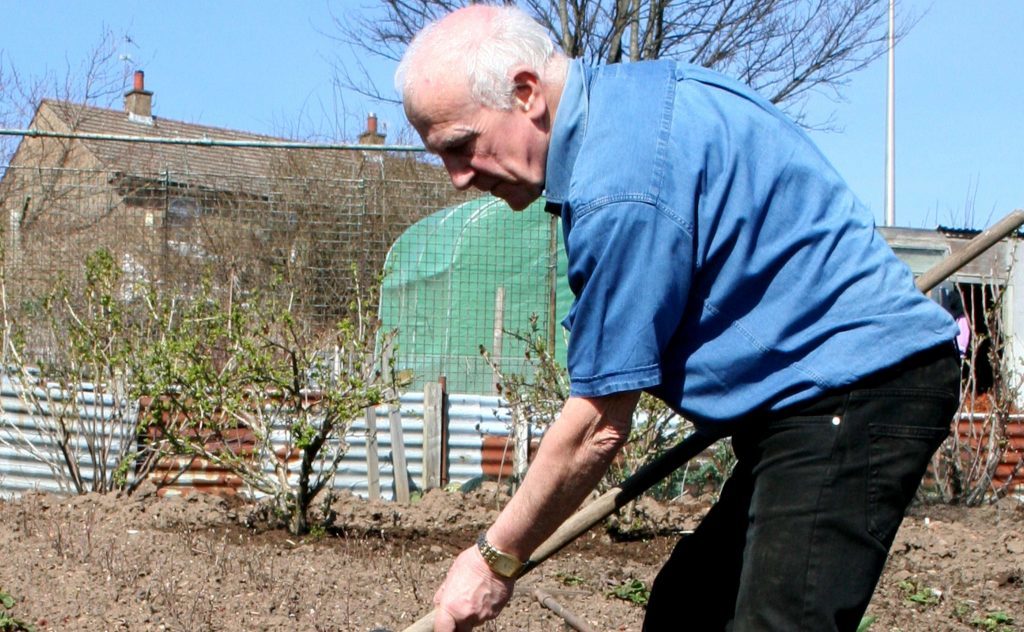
[407,80,547,211]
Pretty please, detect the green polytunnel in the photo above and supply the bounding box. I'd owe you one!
[379,195,573,394]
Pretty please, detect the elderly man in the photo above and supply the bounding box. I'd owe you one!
[396,5,960,631]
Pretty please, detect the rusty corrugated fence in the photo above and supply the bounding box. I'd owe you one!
[0,377,521,500]
[3,377,1021,500]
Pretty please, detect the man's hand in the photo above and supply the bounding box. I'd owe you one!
[430,392,639,630]
[432,545,515,631]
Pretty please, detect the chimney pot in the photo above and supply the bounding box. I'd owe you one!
[124,69,154,122]
[359,112,386,145]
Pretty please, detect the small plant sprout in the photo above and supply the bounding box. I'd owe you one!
[555,571,585,587]
[970,611,1014,632]
[898,580,942,606]
[0,589,36,632]
[607,578,650,606]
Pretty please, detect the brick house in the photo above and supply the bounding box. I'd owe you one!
[0,71,457,329]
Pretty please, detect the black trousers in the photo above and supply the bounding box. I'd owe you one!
[643,344,960,631]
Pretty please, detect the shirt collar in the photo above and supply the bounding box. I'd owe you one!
[544,59,587,213]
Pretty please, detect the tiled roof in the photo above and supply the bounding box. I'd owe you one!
[938,224,1024,240]
[37,99,366,188]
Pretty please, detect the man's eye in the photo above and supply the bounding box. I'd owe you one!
[448,138,475,156]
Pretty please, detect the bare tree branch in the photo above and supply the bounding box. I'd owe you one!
[329,0,917,127]
[1,28,124,163]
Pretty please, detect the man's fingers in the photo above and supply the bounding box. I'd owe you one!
[435,606,480,632]
[430,546,515,630]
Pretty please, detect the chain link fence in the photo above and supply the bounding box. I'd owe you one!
[0,154,565,394]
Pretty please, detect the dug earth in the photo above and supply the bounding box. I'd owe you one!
[0,483,1021,631]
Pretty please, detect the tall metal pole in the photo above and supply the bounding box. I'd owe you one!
[885,0,896,226]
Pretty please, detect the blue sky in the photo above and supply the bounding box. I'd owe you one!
[2,1,1021,230]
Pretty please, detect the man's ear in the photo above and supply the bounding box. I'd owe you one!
[511,67,546,121]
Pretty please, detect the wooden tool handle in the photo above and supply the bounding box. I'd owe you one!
[914,209,1024,293]
[401,611,436,632]
[399,431,717,632]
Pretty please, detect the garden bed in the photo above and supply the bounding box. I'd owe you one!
[0,484,1020,631]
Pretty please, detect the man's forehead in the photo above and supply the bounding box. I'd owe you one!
[407,84,479,143]
[407,76,459,115]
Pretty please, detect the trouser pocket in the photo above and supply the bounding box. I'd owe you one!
[863,391,956,546]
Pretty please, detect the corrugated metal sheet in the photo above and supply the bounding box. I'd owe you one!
[956,415,1024,486]
[5,378,1020,500]
[129,408,1024,499]
[0,375,129,497]
[337,393,513,499]
[446,394,512,484]
[144,392,517,500]
[1,379,518,500]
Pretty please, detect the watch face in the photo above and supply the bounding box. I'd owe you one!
[477,534,523,578]
[492,556,521,578]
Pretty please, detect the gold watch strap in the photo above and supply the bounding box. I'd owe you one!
[476,532,525,579]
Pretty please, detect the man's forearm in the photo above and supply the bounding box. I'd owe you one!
[485,392,640,561]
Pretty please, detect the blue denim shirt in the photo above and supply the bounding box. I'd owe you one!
[544,60,957,425]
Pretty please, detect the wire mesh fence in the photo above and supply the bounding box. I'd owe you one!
[380,194,568,394]
[0,153,565,395]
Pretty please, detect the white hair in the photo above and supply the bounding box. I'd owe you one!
[395,5,562,111]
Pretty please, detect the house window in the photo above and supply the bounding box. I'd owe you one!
[167,197,200,227]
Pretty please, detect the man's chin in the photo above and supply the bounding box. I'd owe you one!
[494,188,540,211]
[506,198,532,211]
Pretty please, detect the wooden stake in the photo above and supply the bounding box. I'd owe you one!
[365,405,380,501]
[513,409,529,484]
[383,344,410,504]
[492,285,505,395]
[389,404,410,504]
[422,382,442,491]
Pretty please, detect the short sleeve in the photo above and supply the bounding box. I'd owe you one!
[563,201,695,397]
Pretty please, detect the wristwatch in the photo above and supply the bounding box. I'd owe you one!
[476,532,526,579]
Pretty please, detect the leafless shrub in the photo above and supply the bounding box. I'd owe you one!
[482,315,728,504]
[928,279,1023,505]
[0,247,167,495]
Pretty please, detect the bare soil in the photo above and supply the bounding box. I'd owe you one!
[0,483,1021,631]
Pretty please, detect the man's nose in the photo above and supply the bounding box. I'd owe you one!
[443,156,475,190]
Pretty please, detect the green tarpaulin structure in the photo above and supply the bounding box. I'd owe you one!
[380,195,571,394]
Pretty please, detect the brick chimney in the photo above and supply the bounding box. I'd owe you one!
[124,70,154,124]
[358,113,386,145]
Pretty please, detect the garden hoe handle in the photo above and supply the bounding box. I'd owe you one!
[913,209,1024,293]
[399,208,1024,632]
[399,430,718,632]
